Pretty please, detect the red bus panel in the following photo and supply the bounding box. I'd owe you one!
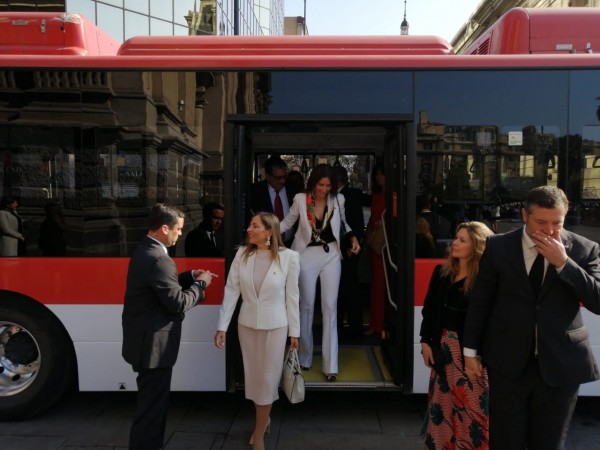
[0,258,225,305]
[0,12,118,56]
[464,7,600,55]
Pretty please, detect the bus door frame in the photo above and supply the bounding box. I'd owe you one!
[224,115,416,392]
[381,123,416,392]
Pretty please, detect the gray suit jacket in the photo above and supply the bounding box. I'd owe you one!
[0,208,23,256]
[122,236,204,370]
[463,227,600,386]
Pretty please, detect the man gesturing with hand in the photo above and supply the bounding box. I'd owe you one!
[122,203,216,450]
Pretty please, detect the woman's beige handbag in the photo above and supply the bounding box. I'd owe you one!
[281,348,305,403]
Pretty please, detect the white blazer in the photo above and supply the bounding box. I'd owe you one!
[280,192,352,258]
[217,247,300,336]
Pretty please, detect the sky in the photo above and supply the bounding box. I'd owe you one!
[284,0,482,43]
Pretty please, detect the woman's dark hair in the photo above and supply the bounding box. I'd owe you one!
[371,162,384,193]
[333,165,348,186]
[305,164,337,197]
[1,196,19,208]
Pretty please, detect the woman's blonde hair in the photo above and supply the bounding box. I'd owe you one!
[440,221,493,293]
[242,212,284,264]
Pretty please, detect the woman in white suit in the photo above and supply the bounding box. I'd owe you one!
[280,164,360,382]
[215,212,299,450]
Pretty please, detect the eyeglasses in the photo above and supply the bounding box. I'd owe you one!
[211,216,224,221]
[268,174,287,181]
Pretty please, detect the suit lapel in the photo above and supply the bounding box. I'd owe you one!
[246,252,260,301]
[508,229,533,296]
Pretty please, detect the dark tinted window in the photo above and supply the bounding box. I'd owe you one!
[414,70,575,238]
[269,71,412,114]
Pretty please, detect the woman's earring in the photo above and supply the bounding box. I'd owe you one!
[266,236,271,247]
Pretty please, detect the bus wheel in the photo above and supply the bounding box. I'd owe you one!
[0,297,76,420]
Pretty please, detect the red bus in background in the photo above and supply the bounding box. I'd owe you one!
[463,7,600,55]
[0,12,119,55]
[1,9,600,420]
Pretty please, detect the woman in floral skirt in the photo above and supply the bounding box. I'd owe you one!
[420,221,493,449]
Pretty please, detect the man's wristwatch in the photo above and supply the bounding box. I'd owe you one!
[195,280,207,289]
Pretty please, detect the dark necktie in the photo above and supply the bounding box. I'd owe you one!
[274,190,284,221]
[529,252,545,297]
[210,231,216,247]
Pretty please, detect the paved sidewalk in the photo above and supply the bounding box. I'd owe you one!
[1,390,600,449]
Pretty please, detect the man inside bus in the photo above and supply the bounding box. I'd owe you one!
[184,202,225,257]
[122,203,216,450]
[463,186,600,450]
[334,164,367,339]
[250,156,298,246]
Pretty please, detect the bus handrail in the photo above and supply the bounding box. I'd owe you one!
[381,210,398,311]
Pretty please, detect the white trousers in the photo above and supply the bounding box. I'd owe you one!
[298,244,341,374]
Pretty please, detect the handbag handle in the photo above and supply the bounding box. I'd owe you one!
[286,348,302,374]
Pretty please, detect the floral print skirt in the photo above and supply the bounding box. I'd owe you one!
[421,329,489,450]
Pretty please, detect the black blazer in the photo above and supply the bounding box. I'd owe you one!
[122,236,204,370]
[250,180,296,215]
[420,265,468,348]
[463,227,600,386]
[185,225,224,257]
[339,186,366,242]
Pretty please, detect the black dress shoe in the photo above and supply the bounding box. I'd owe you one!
[300,366,310,371]
[325,374,337,382]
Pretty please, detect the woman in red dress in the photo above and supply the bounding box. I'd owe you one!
[365,163,385,335]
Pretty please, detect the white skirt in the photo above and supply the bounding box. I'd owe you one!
[238,324,288,405]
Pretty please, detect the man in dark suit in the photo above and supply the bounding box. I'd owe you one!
[122,203,215,450]
[334,165,368,338]
[250,156,298,245]
[184,202,225,257]
[463,186,600,450]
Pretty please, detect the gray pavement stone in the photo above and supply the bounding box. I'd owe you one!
[0,391,599,449]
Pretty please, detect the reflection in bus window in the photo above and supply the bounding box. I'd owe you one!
[0,70,208,256]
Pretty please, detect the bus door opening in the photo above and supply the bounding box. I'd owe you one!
[224,117,414,391]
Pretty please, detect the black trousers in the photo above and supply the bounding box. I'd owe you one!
[488,360,579,450]
[129,367,173,450]
[338,253,363,337]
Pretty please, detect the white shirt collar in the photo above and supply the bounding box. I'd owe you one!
[147,235,168,254]
[522,226,536,250]
[267,184,286,195]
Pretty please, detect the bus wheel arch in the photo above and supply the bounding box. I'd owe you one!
[0,292,77,420]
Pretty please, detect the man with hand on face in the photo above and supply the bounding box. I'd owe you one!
[463,186,600,450]
[122,203,217,450]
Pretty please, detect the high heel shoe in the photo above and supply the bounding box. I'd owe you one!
[249,417,271,445]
